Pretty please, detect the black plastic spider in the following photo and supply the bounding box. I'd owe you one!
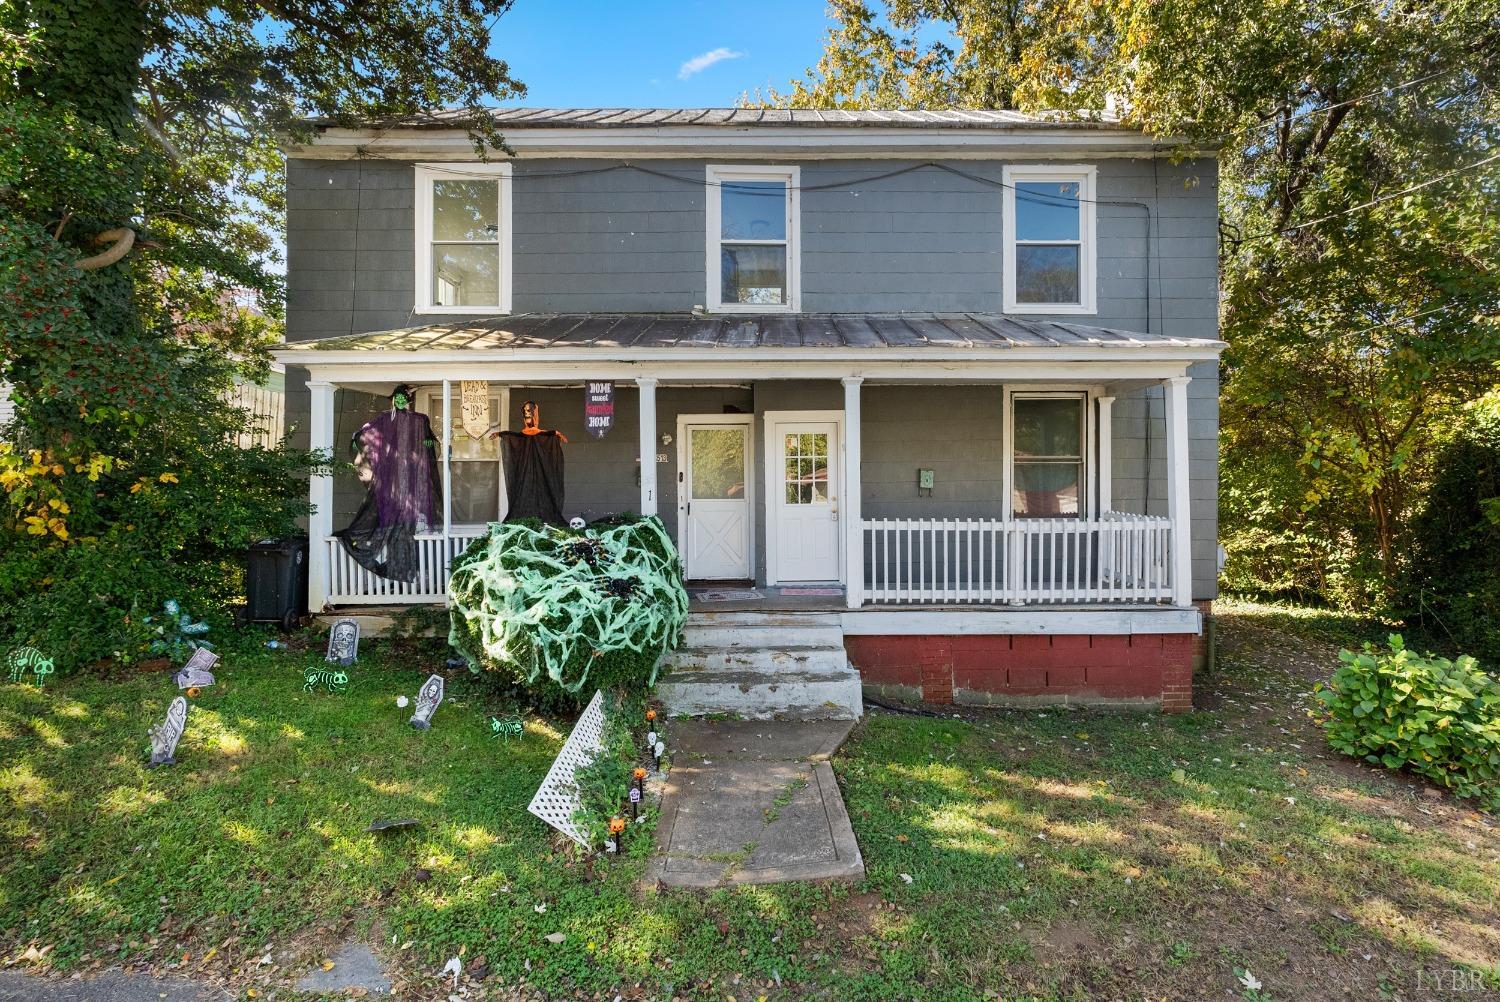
[600,575,639,600]
[566,538,605,568]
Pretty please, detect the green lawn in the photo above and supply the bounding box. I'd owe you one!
[2,608,1497,1000]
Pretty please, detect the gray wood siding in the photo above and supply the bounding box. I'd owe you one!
[286,152,1220,600]
[285,156,1217,335]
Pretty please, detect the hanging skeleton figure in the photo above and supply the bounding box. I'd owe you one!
[494,400,567,524]
[337,384,443,582]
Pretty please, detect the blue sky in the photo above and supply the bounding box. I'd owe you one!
[487,1,836,108]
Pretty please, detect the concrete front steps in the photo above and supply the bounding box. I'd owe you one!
[657,612,863,721]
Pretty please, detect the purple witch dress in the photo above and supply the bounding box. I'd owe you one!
[336,407,443,582]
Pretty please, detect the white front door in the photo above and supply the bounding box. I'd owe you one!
[681,419,752,579]
[771,420,841,582]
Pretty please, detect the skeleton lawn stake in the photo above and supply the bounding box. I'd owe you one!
[5,647,53,688]
[489,715,524,742]
[149,696,189,767]
[303,667,349,694]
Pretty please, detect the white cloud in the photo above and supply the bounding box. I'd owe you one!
[678,47,744,80]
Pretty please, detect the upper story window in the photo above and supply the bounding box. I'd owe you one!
[706,165,800,312]
[1002,165,1097,315]
[414,163,512,314]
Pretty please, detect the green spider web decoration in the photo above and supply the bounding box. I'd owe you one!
[447,515,688,695]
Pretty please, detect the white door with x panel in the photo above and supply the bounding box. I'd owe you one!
[680,418,752,580]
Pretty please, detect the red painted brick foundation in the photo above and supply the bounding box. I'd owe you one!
[845,632,1195,712]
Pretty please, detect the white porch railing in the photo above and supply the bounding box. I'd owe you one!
[861,512,1175,605]
[325,531,485,605]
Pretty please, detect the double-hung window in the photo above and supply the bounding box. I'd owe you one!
[415,163,512,314]
[1002,165,1096,314]
[416,385,510,529]
[706,165,799,312]
[1009,392,1089,518]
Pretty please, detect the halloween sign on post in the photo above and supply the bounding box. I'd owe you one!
[584,381,614,439]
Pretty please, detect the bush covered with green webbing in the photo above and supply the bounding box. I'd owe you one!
[447,515,688,698]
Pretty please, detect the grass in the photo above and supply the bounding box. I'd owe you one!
[2,608,1498,1000]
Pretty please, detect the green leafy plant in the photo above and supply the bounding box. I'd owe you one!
[1316,635,1500,808]
[1399,395,1500,663]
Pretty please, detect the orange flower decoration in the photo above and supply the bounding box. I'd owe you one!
[633,767,647,781]
[645,709,657,722]
[608,817,627,835]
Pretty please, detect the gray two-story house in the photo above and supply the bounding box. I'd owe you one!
[275,108,1222,715]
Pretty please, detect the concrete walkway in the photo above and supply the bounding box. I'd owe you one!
[647,718,864,887]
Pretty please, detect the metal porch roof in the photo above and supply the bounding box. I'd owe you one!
[279,313,1223,355]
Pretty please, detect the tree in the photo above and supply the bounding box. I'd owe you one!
[770,0,1500,611]
[0,0,524,667]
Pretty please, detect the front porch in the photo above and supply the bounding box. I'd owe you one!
[278,312,1221,711]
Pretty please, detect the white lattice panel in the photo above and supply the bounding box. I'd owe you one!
[527,690,606,848]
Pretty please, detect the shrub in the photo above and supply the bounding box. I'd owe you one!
[1316,635,1500,808]
[1397,397,1500,663]
[0,437,319,672]
[447,515,688,703]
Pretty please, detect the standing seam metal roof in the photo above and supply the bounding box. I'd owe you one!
[281,313,1223,353]
[318,108,1126,131]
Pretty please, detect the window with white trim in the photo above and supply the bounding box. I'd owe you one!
[1002,165,1097,314]
[416,385,510,528]
[1009,392,1088,518]
[706,165,799,311]
[415,163,512,314]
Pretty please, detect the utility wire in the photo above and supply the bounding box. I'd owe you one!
[1237,152,1500,243]
[1226,65,1465,142]
[337,144,1497,255]
[347,149,1148,209]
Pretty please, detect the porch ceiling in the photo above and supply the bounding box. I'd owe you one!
[278,312,1224,361]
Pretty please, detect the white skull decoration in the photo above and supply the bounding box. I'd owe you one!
[569,516,587,530]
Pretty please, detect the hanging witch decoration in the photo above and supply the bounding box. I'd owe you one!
[493,400,567,524]
[337,384,443,583]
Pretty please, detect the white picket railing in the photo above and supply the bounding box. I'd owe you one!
[861,512,1174,605]
[325,531,485,605]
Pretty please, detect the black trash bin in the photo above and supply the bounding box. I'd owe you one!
[242,537,309,631]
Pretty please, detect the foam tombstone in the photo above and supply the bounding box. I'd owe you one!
[149,696,189,767]
[409,674,444,729]
[174,647,219,690]
[325,618,360,667]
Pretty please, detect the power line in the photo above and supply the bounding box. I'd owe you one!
[1227,65,1464,142]
[346,149,1148,209]
[1239,152,1500,243]
[339,142,1495,250]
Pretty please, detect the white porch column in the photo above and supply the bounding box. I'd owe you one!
[842,376,864,609]
[1096,395,1114,514]
[440,378,452,538]
[636,377,659,517]
[306,379,336,614]
[1163,376,1193,607]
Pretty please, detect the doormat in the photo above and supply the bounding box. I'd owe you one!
[692,588,763,602]
[776,587,844,596]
